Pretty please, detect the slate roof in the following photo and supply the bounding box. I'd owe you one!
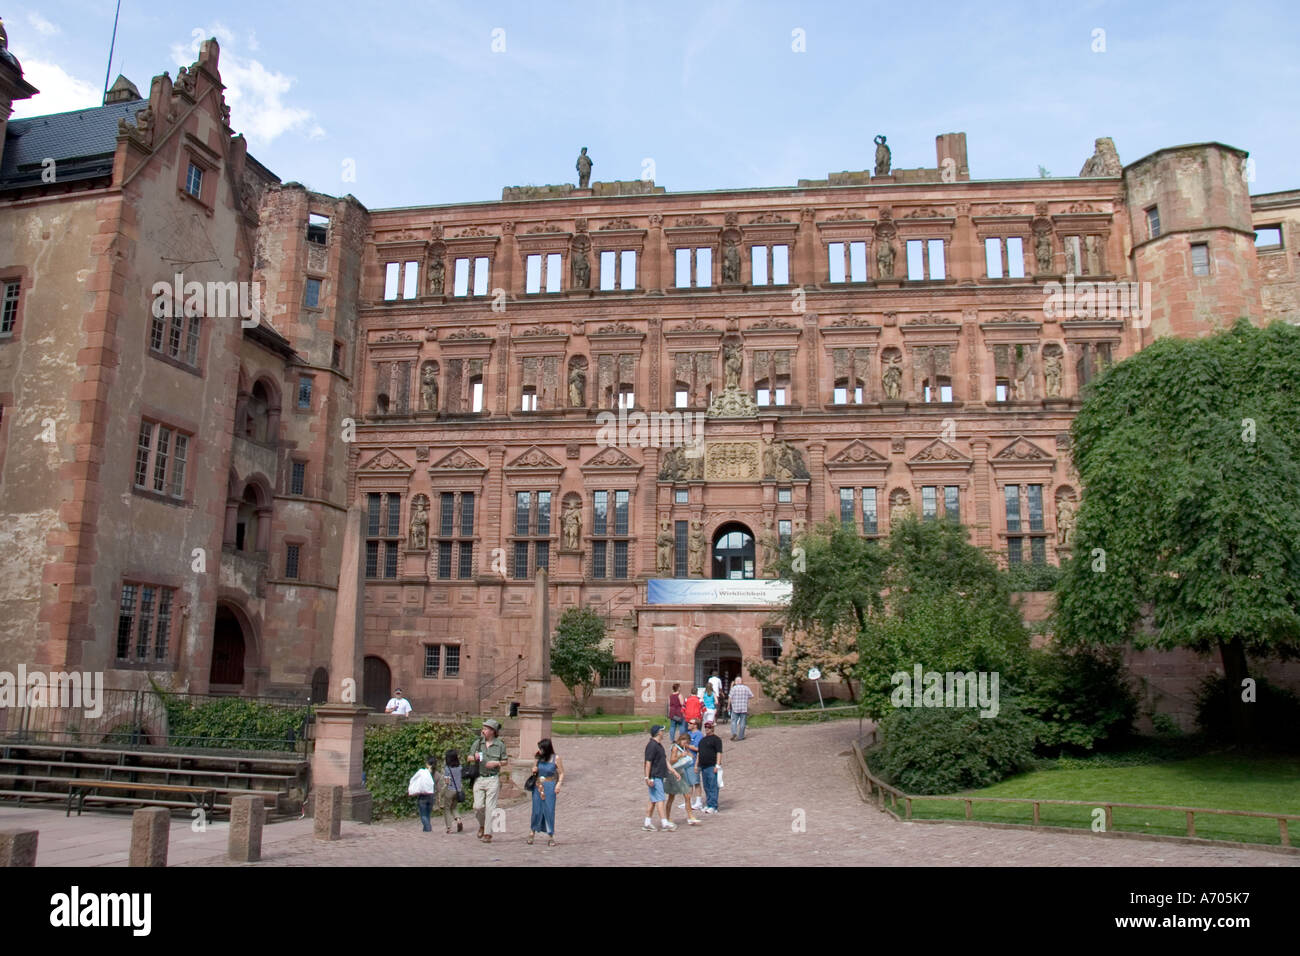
[0,98,146,191]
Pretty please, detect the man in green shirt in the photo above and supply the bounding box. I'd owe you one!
[469,718,509,843]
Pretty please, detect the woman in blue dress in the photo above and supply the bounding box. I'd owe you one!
[528,737,564,846]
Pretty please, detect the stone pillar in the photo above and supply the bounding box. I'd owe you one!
[797,207,818,289]
[128,807,170,867]
[312,504,373,822]
[314,784,343,841]
[647,214,665,294]
[0,830,38,867]
[228,794,265,862]
[971,438,992,549]
[515,570,555,766]
[806,441,827,525]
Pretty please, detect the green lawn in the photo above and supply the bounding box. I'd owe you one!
[550,714,654,736]
[901,753,1300,846]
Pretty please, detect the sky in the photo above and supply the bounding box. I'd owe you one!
[7,1,1298,209]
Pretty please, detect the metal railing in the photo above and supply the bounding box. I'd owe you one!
[849,739,1298,848]
[0,686,313,755]
[476,657,528,711]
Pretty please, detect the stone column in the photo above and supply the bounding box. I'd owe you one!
[971,438,992,549]
[797,207,818,289]
[0,830,38,866]
[128,807,170,867]
[312,503,373,823]
[806,440,827,524]
[515,570,555,766]
[647,214,665,294]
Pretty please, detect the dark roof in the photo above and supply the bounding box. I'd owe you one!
[0,98,145,191]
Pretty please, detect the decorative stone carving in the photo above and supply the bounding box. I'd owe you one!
[891,438,906,454]
[722,240,741,283]
[749,212,790,224]
[905,207,944,219]
[1056,494,1077,549]
[1034,229,1053,274]
[454,227,491,238]
[430,449,485,470]
[707,385,759,418]
[905,313,956,325]
[446,329,489,339]
[874,134,891,176]
[571,237,591,288]
[828,315,873,328]
[599,218,636,230]
[566,442,581,459]
[576,147,593,188]
[688,520,706,576]
[584,447,638,467]
[674,318,716,332]
[889,488,912,525]
[416,446,429,461]
[649,214,663,227]
[911,440,967,462]
[828,440,886,464]
[420,361,439,411]
[409,495,429,551]
[722,344,743,389]
[659,444,703,481]
[428,257,445,294]
[591,322,639,335]
[881,349,903,399]
[984,204,1022,216]
[519,325,564,337]
[568,357,587,407]
[674,215,712,227]
[175,65,197,96]
[1043,345,1064,398]
[1055,433,1072,451]
[657,519,675,574]
[705,442,762,480]
[562,498,583,550]
[988,311,1031,323]
[377,331,416,342]
[875,238,896,279]
[993,438,1051,461]
[749,318,797,330]
[763,440,809,480]
[760,515,777,573]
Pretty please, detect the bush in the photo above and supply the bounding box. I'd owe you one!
[156,691,310,750]
[868,701,1036,794]
[1002,562,1063,592]
[1195,675,1300,750]
[1020,645,1137,753]
[363,718,478,819]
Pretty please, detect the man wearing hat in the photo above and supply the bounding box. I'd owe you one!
[385,688,412,716]
[469,718,509,843]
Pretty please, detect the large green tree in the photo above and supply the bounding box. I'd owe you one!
[1056,319,1300,743]
[550,607,615,717]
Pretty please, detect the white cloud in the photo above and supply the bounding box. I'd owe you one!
[8,51,100,118]
[171,23,315,147]
[26,12,59,36]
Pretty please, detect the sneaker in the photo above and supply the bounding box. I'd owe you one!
[642,824,657,832]
[691,799,703,810]
[687,818,702,826]
[703,807,717,814]
[661,821,678,830]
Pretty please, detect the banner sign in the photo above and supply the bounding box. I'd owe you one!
[646,578,793,606]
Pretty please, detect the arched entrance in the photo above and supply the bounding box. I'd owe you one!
[694,633,742,695]
[209,605,247,691]
[712,522,755,580]
[363,656,392,713]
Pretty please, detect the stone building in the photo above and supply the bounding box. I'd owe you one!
[2,22,1297,719]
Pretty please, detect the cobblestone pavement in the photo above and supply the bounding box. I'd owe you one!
[173,722,1296,867]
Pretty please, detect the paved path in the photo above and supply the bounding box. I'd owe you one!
[6,723,1295,866]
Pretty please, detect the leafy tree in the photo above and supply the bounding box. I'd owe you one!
[1056,320,1300,745]
[550,607,614,717]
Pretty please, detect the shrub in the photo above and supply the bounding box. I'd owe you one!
[363,717,477,819]
[868,700,1036,794]
[1002,562,1063,592]
[155,689,310,751]
[1020,645,1137,753]
[1195,675,1300,750]
[1150,713,1182,737]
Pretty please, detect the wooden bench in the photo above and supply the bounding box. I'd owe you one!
[66,780,216,818]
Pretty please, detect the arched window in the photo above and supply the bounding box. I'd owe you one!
[245,381,270,441]
[712,522,755,580]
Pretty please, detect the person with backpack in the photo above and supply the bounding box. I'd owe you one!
[440,749,466,833]
[407,754,438,832]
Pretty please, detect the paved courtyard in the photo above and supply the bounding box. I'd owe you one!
[4,722,1294,867]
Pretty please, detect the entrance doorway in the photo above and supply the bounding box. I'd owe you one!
[363,656,392,713]
[209,605,247,691]
[711,522,755,580]
[694,633,743,696]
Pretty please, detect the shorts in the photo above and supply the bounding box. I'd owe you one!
[646,778,666,802]
[682,765,700,787]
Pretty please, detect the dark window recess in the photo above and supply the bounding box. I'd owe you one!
[291,461,306,495]
[601,661,631,689]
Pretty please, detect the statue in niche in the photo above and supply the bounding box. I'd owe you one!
[576,147,593,188]
[688,520,706,576]
[882,353,903,400]
[409,497,429,551]
[562,499,583,550]
[889,490,912,528]
[656,519,675,574]
[723,345,743,389]
[722,240,741,283]
[1084,235,1102,276]
[1034,231,1053,274]
[1044,348,1063,398]
[1056,497,1077,548]
[760,515,777,573]
[428,258,445,294]
[873,134,891,176]
[420,364,439,411]
[572,247,591,288]
[876,238,896,279]
[1064,239,1079,275]
[568,363,586,407]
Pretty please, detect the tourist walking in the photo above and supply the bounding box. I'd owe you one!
[668,683,686,743]
[469,718,509,843]
[642,725,680,832]
[667,732,702,825]
[697,721,723,813]
[686,719,705,810]
[528,738,564,846]
[702,686,717,726]
[728,676,754,740]
[683,688,703,729]
[440,749,465,833]
[407,754,438,832]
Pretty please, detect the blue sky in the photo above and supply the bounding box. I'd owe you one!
[8,1,1298,208]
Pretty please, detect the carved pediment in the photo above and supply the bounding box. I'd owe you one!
[589,322,640,335]
[828,440,887,465]
[993,437,1053,461]
[987,311,1032,323]
[446,329,489,340]
[358,448,414,474]
[599,218,637,230]
[505,446,563,470]
[982,204,1024,216]
[1065,202,1098,214]
[909,439,970,464]
[673,318,718,332]
[430,448,486,470]
[827,315,874,328]
[454,226,492,238]
[673,215,713,227]
[375,330,416,343]
[749,318,797,330]
[749,212,791,224]
[904,206,946,219]
[904,313,956,326]
[518,324,565,337]
[582,446,640,468]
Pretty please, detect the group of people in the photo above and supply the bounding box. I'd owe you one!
[642,716,723,830]
[667,675,755,745]
[408,716,566,846]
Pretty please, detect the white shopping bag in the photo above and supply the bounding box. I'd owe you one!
[717,768,724,789]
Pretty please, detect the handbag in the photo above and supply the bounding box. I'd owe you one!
[524,772,538,792]
[462,737,482,784]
